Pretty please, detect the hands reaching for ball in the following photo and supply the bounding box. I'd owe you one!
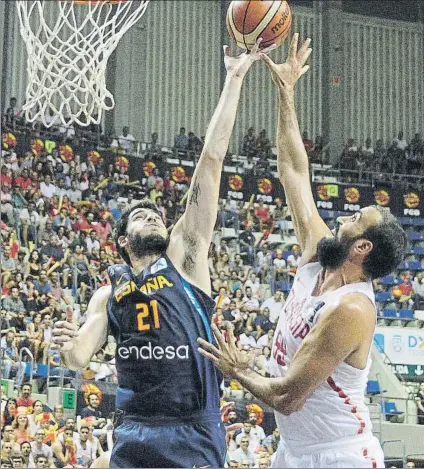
[225,33,312,90]
[224,38,277,79]
[260,33,312,92]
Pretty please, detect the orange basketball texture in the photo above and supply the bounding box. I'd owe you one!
[227,1,292,50]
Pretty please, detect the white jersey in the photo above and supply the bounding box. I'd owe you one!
[269,262,376,454]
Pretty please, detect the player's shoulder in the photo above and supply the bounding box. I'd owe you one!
[107,263,130,280]
[330,292,375,326]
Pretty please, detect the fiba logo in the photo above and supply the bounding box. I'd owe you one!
[391,334,402,353]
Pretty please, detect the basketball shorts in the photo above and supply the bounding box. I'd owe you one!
[272,435,385,468]
[110,410,226,468]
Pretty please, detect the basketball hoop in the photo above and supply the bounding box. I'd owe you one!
[16,0,150,127]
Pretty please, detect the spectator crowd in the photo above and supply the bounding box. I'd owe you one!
[1,100,424,468]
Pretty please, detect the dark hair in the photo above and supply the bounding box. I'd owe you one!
[113,200,162,264]
[362,206,407,280]
[3,398,17,426]
[34,454,47,463]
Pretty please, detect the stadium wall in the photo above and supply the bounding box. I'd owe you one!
[1,2,423,150]
[342,13,424,146]
[113,0,222,145]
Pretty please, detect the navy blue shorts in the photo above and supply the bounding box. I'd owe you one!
[110,410,226,468]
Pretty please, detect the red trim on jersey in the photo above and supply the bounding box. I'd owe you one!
[363,448,377,468]
[327,376,366,434]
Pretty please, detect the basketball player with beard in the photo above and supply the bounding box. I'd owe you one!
[51,39,275,469]
[198,34,407,468]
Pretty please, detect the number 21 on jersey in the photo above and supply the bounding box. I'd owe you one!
[136,300,160,331]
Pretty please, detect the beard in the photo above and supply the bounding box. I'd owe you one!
[316,235,354,270]
[127,232,169,259]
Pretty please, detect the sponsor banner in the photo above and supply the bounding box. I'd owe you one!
[220,171,249,202]
[400,189,424,218]
[374,326,424,366]
[390,364,424,378]
[246,175,286,205]
[7,130,424,216]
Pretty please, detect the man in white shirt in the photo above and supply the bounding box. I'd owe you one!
[68,180,82,203]
[244,272,261,298]
[231,435,256,466]
[41,314,53,363]
[39,175,57,199]
[257,328,274,349]
[30,430,54,467]
[238,326,257,349]
[247,412,266,448]
[86,230,100,253]
[117,126,135,154]
[286,244,302,278]
[261,290,285,324]
[393,131,408,151]
[242,287,260,313]
[273,249,287,282]
[75,425,98,468]
[235,419,264,454]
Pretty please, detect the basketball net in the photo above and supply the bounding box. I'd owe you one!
[16,1,149,127]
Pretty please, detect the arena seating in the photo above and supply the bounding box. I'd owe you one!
[1,120,423,468]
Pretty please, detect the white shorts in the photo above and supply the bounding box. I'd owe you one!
[272,436,385,468]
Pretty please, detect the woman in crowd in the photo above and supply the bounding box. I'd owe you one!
[1,398,18,427]
[12,412,32,444]
[26,250,42,280]
[28,400,44,435]
[26,313,44,361]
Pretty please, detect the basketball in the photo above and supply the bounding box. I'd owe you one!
[226,0,292,50]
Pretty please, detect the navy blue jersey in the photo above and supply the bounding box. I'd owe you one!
[107,256,222,418]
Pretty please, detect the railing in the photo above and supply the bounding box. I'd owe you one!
[311,166,424,188]
[366,402,383,442]
[19,347,34,384]
[375,355,420,425]
[382,439,406,467]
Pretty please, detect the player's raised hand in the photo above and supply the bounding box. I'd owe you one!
[51,320,79,352]
[261,33,312,92]
[197,324,253,378]
[224,38,277,79]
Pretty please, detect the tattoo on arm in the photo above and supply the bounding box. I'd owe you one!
[189,180,201,206]
[182,231,199,273]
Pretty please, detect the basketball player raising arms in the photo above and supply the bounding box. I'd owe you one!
[198,34,407,469]
[51,39,274,469]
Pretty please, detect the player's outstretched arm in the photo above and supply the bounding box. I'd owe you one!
[261,34,332,266]
[169,40,275,293]
[51,285,110,371]
[198,293,374,415]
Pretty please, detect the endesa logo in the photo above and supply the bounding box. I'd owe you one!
[118,342,190,361]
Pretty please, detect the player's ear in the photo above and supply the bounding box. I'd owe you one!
[118,235,128,249]
[354,238,373,256]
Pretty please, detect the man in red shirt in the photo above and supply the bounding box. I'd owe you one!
[16,383,35,410]
[93,218,112,239]
[254,200,270,232]
[15,168,33,191]
[1,165,12,189]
